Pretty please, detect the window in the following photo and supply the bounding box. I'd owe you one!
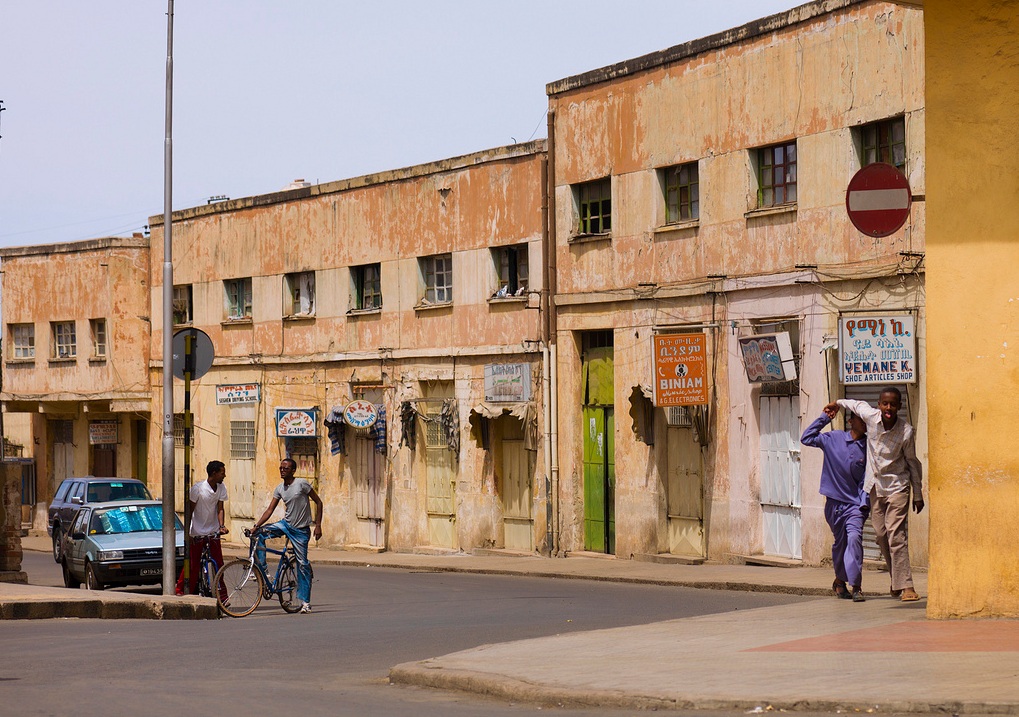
[172,285,193,325]
[662,162,700,223]
[352,263,382,310]
[492,245,529,298]
[285,272,315,317]
[230,420,256,459]
[757,142,797,208]
[859,117,906,171]
[52,321,76,359]
[224,278,252,320]
[420,254,453,305]
[89,319,107,359]
[574,178,612,235]
[173,413,186,448]
[9,324,34,359]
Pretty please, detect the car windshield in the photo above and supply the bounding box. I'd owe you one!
[86,481,152,503]
[90,505,182,535]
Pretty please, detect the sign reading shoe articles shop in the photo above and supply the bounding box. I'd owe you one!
[839,314,917,384]
[343,399,379,428]
[653,334,708,406]
[275,408,318,437]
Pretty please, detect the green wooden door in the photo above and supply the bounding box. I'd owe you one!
[582,336,615,554]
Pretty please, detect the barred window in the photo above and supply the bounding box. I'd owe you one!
[230,420,256,459]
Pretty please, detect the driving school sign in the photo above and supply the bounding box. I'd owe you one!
[653,334,708,406]
[839,315,917,384]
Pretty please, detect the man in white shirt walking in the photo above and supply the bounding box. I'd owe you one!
[827,387,924,601]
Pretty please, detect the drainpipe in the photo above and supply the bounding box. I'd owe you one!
[545,107,561,557]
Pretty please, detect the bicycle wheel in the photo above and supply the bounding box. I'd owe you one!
[198,557,217,598]
[277,556,301,613]
[215,559,264,617]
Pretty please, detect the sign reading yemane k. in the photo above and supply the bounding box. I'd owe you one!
[839,314,917,384]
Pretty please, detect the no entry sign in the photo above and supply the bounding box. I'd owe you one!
[845,162,911,238]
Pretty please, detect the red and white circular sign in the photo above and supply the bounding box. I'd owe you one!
[845,162,912,238]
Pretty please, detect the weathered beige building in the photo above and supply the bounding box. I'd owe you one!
[546,0,927,567]
[0,237,153,531]
[146,142,549,553]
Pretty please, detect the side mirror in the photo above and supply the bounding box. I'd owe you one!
[71,496,84,505]
[71,531,86,540]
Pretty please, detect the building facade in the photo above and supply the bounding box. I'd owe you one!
[546,0,927,566]
[0,237,153,531]
[146,142,549,553]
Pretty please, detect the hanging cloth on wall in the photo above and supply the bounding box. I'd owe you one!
[440,398,459,456]
[323,406,347,456]
[371,404,387,455]
[399,401,418,450]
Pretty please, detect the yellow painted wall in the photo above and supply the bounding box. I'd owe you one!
[925,0,1019,617]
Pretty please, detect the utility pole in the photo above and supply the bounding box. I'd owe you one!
[161,0,176,594]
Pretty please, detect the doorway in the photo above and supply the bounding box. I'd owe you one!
[497,415,533,551]
[759,395,802,559]
[666,408,704,557]
[582,331,614,554]
[351,387,386,548]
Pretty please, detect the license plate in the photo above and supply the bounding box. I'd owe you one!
[140,568,162,576]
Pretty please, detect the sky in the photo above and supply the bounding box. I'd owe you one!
[0,1,801,249]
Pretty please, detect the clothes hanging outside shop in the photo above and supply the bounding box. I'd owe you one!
[399,401,417,450]
[323,406,346,456]
[371,405,387,455]
[440,399,460,456]
[468,401,539,451]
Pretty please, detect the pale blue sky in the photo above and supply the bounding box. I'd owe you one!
[0,1,800,248]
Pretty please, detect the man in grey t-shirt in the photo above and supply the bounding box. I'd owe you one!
[252,458,324,613]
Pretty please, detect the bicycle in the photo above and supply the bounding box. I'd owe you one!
[214,527,305,617]
[193,535,223,599]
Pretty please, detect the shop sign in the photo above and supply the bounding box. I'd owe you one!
[216,383,261,405]
[343,399,379,428]
[738,333,797,383]
[653,334,708,406]
[484,364,532,402]
[89,421,119,445]
[839,315,917,384]
[275,408,318,437]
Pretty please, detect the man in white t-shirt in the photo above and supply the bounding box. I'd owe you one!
[175,460,229,596]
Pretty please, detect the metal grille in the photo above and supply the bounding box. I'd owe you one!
[667,406,693,427]
[230,421,255,459]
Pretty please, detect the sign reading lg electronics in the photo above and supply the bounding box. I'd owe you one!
[275,408,318,437]
[840,315,917,384]
[653,334,708,406]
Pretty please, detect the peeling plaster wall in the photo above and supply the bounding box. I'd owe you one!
[146,144,547,553]
[548,1,925,563]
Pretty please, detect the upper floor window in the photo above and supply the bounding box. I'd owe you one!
[285,271,316,317]
[89,319,107,359]
[661,162,700,224]
[574,178,612,236]
[224,278,252,320]
[859,117,906,171]
[420,254,453,306]
[493,244,529,298]
[9,324,34,360]
[173,284,193,326]
[352,263,382,311]
[230,420,256,460]
[756,142,797,208]
[52,321,76,359]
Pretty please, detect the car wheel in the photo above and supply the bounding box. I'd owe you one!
[52,527,63,563]
[62,560,81,589]
[85,562,104,591]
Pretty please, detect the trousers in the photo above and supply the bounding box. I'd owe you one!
[824,498,866,588]
[870,487,913,590]
[256,520,312,604]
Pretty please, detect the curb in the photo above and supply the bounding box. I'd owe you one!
[0,595,219,620]
[388,663,1019,715]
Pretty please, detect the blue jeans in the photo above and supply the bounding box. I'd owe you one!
[255,520,312,604]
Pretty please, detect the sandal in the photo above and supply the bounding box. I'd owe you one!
[900,588,921,602]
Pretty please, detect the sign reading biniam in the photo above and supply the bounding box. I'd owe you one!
[845,162,912,238]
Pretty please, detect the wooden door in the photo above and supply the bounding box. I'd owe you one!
[666,419,704,557]
[759,395,802,559]
[499,416,533,551]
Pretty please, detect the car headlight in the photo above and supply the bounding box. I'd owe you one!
[176,546,185,558]
[97,549,124,560]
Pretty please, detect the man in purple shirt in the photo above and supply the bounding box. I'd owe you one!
[801,406,869,602]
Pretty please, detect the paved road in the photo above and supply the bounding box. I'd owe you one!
[8,551,808,716]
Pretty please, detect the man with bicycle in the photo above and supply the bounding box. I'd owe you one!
[175,460,229,596]
[251,458,323,613]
